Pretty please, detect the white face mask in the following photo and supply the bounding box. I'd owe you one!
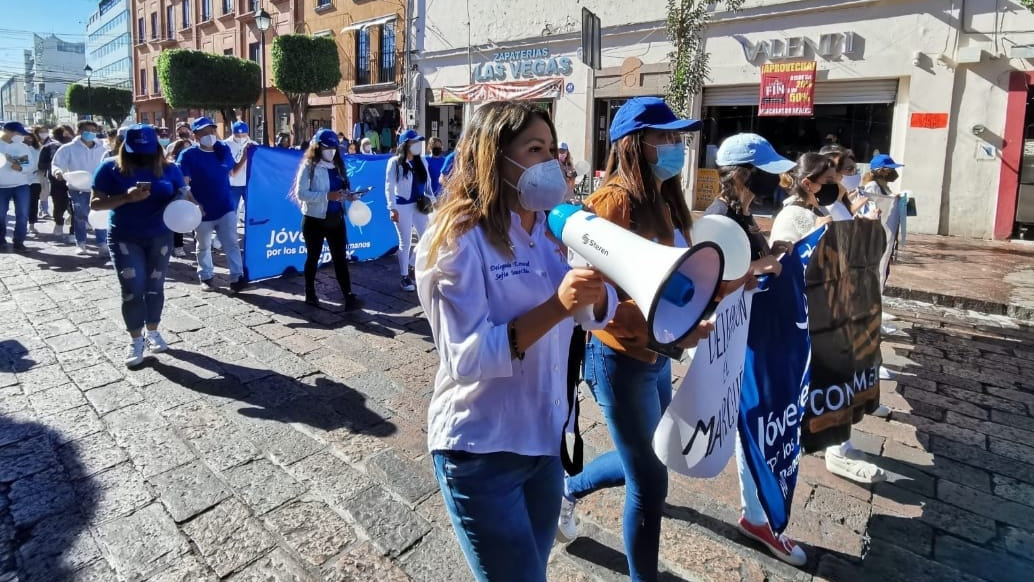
[38,132,49,141]
[235,134,249,143]
[361,145,372,154]
[199,134,218,148]
[321,148,336,162]
[409,142,423,156]
[504,157,569,212]
[841,173,862,191]
[10,135,24,144]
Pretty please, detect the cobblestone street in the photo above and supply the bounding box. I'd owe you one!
[2,236,1033,581]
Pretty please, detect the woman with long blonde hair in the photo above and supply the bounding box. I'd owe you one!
[415,101,616,581]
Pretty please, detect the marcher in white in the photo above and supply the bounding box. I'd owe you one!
[224,120,254,223]
[385,129,435,292]
[52,119,109,256]
[0,121,34,252]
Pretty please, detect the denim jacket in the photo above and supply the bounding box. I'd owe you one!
[293,163,343,219]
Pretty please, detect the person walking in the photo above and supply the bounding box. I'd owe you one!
[385,128,435,292]
[22,131,43,235]
[556,97,713,582]
[91,124,197,367]
[176,117,249,292]
[32,125,52,219]
[291,128,362,311]
[167,138,194,257]
[52,119,109,256]
[416,101,615,582]
[558,141,577,193]
[0,121,34,252]
[224,120,254,220]
[39,125,74,238]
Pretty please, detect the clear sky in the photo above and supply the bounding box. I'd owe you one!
[0,0,103,81]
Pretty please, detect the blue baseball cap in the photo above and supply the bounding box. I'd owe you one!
[398,129,424,144]
[870,154,903,170]
[123,124,158,155]
[313,128,339,148]
[559,141,569,151]
[191,117,217,132]
[3,121,28,136]
[232,121,249,134]
[609,97,701,143]
[716,133,796,174]
[441,151,456,177]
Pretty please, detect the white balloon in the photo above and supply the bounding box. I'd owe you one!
[348,200,372,227]
[163,200,202,233]
[574,160,591,177]
[88,210,109,230]
[690,214,751,280]
[63,171,93,192]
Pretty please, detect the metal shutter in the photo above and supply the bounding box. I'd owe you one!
[702,85,757,107]
[703,79,898,107]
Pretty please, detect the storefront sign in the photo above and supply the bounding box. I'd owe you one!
[758,61,816,117]
[741,32,858,63]
[474,47,574,83]
[693,168,721,211]
[910,112,949,129]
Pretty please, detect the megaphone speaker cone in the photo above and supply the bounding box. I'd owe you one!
[646,241,724,347]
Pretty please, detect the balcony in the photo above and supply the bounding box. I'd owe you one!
[354,51,402,88]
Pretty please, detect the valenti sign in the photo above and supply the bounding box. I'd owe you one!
[758,61,817,117]
[474,47,574,83]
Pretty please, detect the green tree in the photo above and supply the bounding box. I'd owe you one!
[157,49,261,132]
[1023,0,1034,11]
[65,84,133,128]
[271,34,341,143]
[665,0,746,118]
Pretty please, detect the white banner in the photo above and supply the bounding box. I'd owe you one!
[653,287,753,478]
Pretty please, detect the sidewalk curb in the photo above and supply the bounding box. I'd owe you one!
[885,285,1034,322]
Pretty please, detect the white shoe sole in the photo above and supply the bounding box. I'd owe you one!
[736,523,807,566]
[825,455,887,484]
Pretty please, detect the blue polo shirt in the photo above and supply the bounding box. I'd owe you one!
[92,160,186,241]
[177,142,235,221]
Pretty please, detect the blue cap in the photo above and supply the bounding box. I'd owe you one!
[441,151,456,177]
[870,154,903,170]
[559,141,570,151]
[191,117,217,132]
[123,124,158,154]
[3,121,28,136]
[608,97,701,143]
[232,121,249,134]
[716,133,796,174]
[547,203,582,240]
[313,128,338,148]
[398,129,424,144]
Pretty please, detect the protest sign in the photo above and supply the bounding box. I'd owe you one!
[242,147,399,282]
[653,286,751,478]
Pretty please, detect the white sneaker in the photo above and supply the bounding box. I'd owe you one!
[52,222,63,235]
[65,234,77,244]
[556,495,578,542]
[125,337,147,368]
[882,312,898,322]
[29,224,37,234]
[172,246,186,257]
[881,324,898,335]
[75,243,89,255]
[825,447,886,484]
[879,366,895,380]
[871,404,891,418]
[400,276,416,292]
[146,331,169,353]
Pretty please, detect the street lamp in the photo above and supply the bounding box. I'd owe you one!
[255,8,271,146]
[84,64,93,121]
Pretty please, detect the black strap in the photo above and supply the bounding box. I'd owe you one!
[561,326,586,475]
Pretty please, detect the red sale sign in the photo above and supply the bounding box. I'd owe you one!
[758,61,817,117]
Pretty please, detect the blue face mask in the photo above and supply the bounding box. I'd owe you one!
[81,131,97,143]
[648,142,685,181]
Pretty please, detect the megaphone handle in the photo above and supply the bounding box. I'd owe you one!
[568,250,596,326]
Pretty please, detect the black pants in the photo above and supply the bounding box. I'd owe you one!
[28,184,41,225]
[302,212,352,297]
[174,232,184,248]
[49,179,72,229]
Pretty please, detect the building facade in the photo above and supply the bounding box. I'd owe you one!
[26,34,86,122]
[1,77,33,126]
[413,0,1034,240]
[300,0,407,151]
[87,0,134,91]
[131,0,300,140]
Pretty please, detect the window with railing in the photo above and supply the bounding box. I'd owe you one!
[150,12,158,39]
[166,6,175,38]
[378,23,396,84]
[201,0,211,21]
[182,0,191,27]
[222,0,233,15]
[356,27,371,85]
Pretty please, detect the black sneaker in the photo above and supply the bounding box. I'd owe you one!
[200,277,217,291]
[344,293,363,311]
[304,293,320,307]
[12,242,27,252]
[229,278,247,294]
[400,276,416,292]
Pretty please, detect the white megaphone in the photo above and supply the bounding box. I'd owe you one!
[548,204,724,353]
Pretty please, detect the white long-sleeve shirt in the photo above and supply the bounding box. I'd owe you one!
[225,137,255,187]
[0,139,33,188]
[52,137,107,191]
[415,211,618,456]
[385,156,433,211]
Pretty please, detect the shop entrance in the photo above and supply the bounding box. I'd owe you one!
[1014,86,1034,239]
[592,97,641,172]
[427,104,464,152]
[352,103,400,154]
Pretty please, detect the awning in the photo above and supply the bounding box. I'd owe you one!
[341,15,396,32]
[348,88,400,104]
[438,78,564,103]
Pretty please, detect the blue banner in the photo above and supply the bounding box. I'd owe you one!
[737,225,825,533]
[243,147,399,282]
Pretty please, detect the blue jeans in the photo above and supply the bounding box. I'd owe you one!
[432,451,562,582]
[565,336,672,582]
[70,190,108,246]
[195,210,243,281]
[109,234,173,332]
[230,185,246,218]
[0,185,30,244]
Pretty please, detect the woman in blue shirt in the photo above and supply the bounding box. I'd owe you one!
[292,128,361,311]
[90,124,198,368]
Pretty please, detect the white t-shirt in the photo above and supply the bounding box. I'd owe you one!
[225,137,254,187]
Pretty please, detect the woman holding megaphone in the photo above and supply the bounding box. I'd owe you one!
[89,124,199,368]
[557,97,716,581]
[415,101,617,582]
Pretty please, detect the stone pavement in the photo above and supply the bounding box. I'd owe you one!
[1,231,1033,581]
